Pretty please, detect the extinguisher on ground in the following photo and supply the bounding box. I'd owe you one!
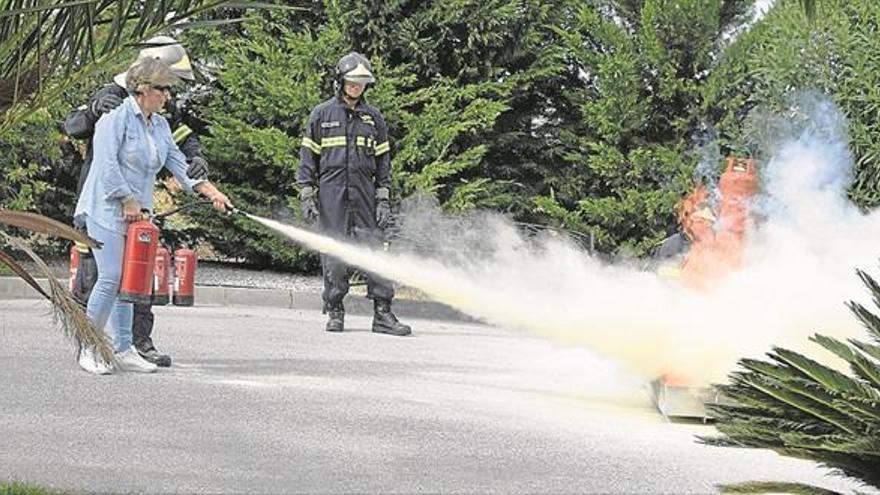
[151,246,172,306]
[173,246,196,306]
[68,244,80,292]
[117,200,211,305]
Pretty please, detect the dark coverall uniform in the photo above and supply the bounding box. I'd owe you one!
[64,82,204,351]
[297,95,395,310]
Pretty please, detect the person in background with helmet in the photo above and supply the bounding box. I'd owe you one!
[63,35,209,367]
[297,51,411,336]
[73,58,232,375]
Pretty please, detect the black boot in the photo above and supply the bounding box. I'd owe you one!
[325,306,345,332]
[132,304,170,366]
[372,299,411,336]
[135,341,172,367]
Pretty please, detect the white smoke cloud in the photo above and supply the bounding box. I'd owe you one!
[251,92,876,387]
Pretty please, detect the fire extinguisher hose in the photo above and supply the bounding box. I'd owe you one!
[152,199,215,221]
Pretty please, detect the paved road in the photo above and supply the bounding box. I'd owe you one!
[0,300,862,494]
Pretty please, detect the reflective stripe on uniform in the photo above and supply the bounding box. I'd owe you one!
[302,136,321,155]
[73,241,91,253]
[374,141,390,156]
[172,124,193,144]
[356,136,376,147]
[321,136,347,148]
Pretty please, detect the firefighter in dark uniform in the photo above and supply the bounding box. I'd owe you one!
[63,36,209,366]
[298,52,411,336]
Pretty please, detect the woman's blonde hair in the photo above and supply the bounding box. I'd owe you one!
[124,57,180,94]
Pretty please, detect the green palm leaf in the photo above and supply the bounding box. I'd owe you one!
[710,264,880,488]
[0,0,298,130]
[800,0,816,20]
[773,347,867,397]
[719,481,838,494]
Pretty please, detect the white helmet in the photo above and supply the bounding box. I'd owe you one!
[137,36,194,80]
[336,52,375,85]
[114,35,194,87]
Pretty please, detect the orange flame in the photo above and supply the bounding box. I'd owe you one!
[679,157,758,290]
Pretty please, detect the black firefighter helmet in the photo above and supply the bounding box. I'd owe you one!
[336,52,375,86]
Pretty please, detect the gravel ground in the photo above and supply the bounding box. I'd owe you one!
[195,261,323,291]
[10,257,325,292]
[10,257,435,298]
[2,300,865,495]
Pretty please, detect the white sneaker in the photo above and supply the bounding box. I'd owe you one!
[78,346,113,375]
[114,347,158,373]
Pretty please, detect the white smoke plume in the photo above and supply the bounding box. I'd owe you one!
[251,92,877,385]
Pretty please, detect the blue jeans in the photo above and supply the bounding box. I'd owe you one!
[85,217,133,352]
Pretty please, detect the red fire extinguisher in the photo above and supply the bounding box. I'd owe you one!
[151,246,171,306]
[173,246,197,306]
[119,219,160,304]
[68,244,80,292]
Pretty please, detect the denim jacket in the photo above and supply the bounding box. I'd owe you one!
[74,96,203,234]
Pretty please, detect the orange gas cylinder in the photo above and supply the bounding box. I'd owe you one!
[119,220,160,304]
[718,157,758,235]
[172,247,197,306]
[68,244,80,292]
[151,246,171,306]
[719,157,758,198]
[678,157,759,289]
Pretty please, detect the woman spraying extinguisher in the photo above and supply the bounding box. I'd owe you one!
[73,58,232,375]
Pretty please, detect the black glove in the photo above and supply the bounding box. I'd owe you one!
[375,187,392,229]
[89,93,124,117]
[186,156,209,180]
[299,186,319,225]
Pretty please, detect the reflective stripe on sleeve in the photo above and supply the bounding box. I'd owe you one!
[172,124,193,144]
[374,141,390,156]
[302,137,321,154]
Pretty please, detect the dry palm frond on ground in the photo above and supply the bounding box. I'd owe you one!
[0,210,113,362]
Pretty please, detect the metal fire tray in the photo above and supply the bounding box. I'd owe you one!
[650,377,727,420]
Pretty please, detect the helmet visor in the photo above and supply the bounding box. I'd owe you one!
[342,63,375,84]
[168,52,195,81]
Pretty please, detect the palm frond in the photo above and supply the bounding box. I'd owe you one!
[812,334,880,392]
[720,481,839,495]
[773,347,866,397]
[855,269,880,312]
[850,339,880,362]
[708,264,880,489]
[740,374,859,434]
[0,209,100,247]
[0,247,49,299]
[0,1,96,18]
[800,0,816,21]
[0,232,113,362]
[0,1,298,130]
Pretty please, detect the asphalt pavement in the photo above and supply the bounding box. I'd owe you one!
[0,299,865,494]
